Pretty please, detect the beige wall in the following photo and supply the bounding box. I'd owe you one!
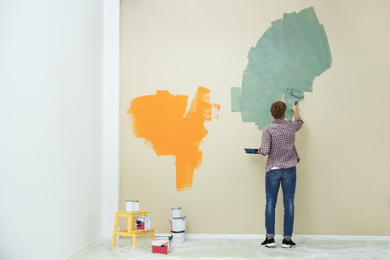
[120,0,390,236]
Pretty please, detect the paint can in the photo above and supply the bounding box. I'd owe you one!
[126,200,140,212]
[170,216,186,232]
[171,230,185,243]
[136,216,152,230]
[125,200,134,212]
[171,207,181,217]
[144,216,152,230]
[133,200,140,211]
[154,234,173,252]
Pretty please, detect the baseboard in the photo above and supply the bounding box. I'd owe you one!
[301,234,390,241]
[186,234,263,239]
[185,234,390,241]
[64,237,102,260]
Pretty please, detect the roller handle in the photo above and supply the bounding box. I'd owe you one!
[292,101,297,111]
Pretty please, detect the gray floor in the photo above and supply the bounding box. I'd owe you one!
[70,235,390,260]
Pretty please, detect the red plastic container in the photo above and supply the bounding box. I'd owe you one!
[152,241,169,254]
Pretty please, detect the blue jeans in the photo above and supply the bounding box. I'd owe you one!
[265,166,296,239]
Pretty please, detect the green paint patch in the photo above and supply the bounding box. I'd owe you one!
[232,7,332,129]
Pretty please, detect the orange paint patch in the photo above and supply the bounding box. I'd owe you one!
[128,86,220,191]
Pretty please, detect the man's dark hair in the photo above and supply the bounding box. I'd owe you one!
[270,101,286,119]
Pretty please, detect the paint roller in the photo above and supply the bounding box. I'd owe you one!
[289,88,304,100]
[289,88,304,111]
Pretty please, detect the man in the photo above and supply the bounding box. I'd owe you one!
[258,101,303,248]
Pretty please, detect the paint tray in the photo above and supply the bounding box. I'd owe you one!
[244,148,259,154]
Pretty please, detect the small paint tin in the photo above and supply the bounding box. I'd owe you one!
[171,207,181,217]
[170,216,186,232]
[126,200,140,212]
[133,200,140,211]
[136,216,151,230]
[126,200,134,212]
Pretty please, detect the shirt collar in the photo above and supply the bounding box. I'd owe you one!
[273,118,285,123]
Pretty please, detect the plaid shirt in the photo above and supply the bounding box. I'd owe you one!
[259,118,304,172]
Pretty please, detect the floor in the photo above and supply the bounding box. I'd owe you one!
[70,235,390,260]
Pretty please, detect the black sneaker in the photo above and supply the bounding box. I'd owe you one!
[282,239,296,248]
[261,237,276,248]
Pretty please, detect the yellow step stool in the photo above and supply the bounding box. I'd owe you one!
[111,210,155,247]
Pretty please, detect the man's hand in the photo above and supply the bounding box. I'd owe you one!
[292,102,300,119]
[292,102,298,112]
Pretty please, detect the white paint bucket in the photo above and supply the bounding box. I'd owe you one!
[126,200,134,212]
[171,231,185,243]
[170,216,186,232]
[126,200,140,212]
[133,200,140,211]
[171,207,181,217]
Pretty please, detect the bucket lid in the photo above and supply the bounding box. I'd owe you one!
[155,234,173,240]
[170,216,186,220]
[171,207,181,210]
